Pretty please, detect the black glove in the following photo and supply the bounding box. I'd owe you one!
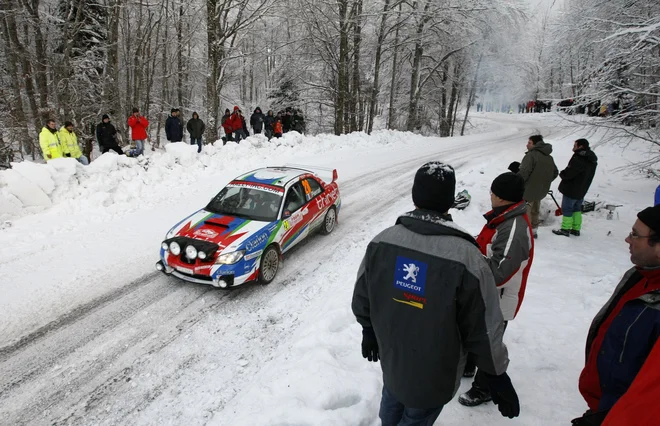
[485,372,520,418]
[361,328,379,362]
[571,410,608,426]
[65,153,71,157]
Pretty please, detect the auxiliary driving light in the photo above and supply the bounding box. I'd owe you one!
[169,241,181,255]
[185,245,198,259]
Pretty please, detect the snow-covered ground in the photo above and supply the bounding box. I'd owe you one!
[0,112,656,425]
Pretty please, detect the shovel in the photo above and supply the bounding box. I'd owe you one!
[548,190,563,216]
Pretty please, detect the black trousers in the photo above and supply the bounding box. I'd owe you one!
[102,145,124,155]
[465,321,508,391]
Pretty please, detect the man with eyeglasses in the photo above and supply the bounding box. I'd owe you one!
[572,205,660,425]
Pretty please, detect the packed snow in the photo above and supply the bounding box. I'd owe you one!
[0,113,657,425]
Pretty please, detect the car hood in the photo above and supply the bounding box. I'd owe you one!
[167,209,277,252]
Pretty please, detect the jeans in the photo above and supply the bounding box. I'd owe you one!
[77,155,89,165]
[233,129,246,143]
[133,139,145,156]
[561,195,584,231]
[191,137,202,153]
[265,128,273,140]
[528,200,541,229]
[379,386,443,426]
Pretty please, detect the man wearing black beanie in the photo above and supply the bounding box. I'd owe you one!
[460,172,534,408]
[572,205,660,425]
[352,162,520,424]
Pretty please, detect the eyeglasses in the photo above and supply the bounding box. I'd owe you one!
[629,231,651,239]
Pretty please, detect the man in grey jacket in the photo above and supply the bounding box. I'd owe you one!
[352,162,520,425]
[519,134,559,238]
[460,172,534,407]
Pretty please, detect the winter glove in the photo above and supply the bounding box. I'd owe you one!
[484,372,520,418]
[570,410,608,426]
[65,153,71,157]
[361,328,379,362]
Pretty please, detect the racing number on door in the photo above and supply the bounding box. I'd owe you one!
[301,179,312,201]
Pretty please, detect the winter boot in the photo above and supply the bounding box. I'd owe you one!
[532,228,538,239]
[458,386,492,407]
[463,365,476,378]
[553,229,570,237]
[570,230,581,236]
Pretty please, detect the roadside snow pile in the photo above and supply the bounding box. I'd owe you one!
[0,130,411,221]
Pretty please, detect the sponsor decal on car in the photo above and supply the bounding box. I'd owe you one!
[227,182,284,195]
[316,187,339,210]
[193,228,219,239]
[175,266,194,275]
[283,211,305,230]
[245,232,270,251]
[244,250,263,261]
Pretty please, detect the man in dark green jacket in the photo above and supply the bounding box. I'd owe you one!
[519,134,559,237]
[553,139,598,237]
[352,162,520,425]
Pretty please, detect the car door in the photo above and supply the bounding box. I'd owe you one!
[281,182,310,252]
[301,177,326,231]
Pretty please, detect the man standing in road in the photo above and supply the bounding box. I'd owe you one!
[519,134,559,238]
[460,172,534,407]
[572,205,660,425]
[352,162,520,425]
[553,139,598,237]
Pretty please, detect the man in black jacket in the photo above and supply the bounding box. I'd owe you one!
[186,112,205,153]
[96,114,123,155]
[352,162,520,425]
[553,139,598,237]
[263,110,276,140]
[250,107,265,134]
[165,108,183,143]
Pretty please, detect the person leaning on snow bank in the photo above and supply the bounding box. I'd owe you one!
[96,114,124,155]
[572,205,660,426]
[59,121,89,165]
[518,134,559,238]
[553,139,598,237]
[250,107,265,134]
[460,172,534,406]
[186,112,205,153]
[264,110,276,140]
[39,119,63,161]
[127,107,149,157]
[351,162,520,425]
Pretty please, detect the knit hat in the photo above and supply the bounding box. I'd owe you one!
[132,107,139,113]
[412,162,456,213]
[508,161,520,174]
[102,114,109,120]
[491,172,525,203]
[234,106,240,111]
[637,205,660,235]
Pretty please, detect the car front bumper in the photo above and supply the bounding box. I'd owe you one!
[155,260,235,288]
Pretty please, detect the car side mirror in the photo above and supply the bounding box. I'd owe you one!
[282,210,291,219]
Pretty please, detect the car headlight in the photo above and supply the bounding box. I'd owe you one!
[185,245,198,259]
[161,242,169,251]
[215,250,245,265]
[198,251,207,260]
[170,241,181,255]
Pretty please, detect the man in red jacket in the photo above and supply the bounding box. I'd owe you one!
[127,107,149,156]
[222,106,246,143]
[460,172,534,408]
[572,205,660,425]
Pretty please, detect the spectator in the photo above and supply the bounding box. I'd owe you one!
[508,161,521,174]
[186,112,205,153]
[39,119,63,161]
[165,108,184,143]
[553,139,598,237]
[96,114,123,155]
[264,110,276,140]
[239,110,250,138]
[221,106,245,143]
[572,205,660,425]
[282,107,293,133]
[292,109,306,134]
[127,107,149,157]
[59,121,89,165]
[460,172,534,406]
[250,107,265,134]
[518,134,559,238]
[352,162,520,425]
[273,118,283,138]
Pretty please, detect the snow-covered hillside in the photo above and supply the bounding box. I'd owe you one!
[0,113,656,425]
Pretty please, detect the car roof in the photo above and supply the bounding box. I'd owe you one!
[234,167,312,188]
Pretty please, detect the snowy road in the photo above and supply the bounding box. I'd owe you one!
[0,117,567,425]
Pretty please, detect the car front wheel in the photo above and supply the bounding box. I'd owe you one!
[259,245,280,284]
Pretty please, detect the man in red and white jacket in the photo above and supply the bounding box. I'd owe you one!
[460,172,535,408]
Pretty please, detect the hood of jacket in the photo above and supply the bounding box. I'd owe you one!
[395,209,478,247]
[253,107,262,114]
[483,201,528,228]
[576,148,598,164]
[192,112,199,120]
[529,141,553,156]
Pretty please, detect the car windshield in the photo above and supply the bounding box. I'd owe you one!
[205,185,282,222]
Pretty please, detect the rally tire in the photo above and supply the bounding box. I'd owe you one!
[258,245,280,285]
[320,206,337,235]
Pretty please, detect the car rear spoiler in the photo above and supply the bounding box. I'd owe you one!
[282,163,338,183]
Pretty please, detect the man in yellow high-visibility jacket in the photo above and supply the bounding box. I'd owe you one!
[59,121,89,165]
[39,119,63,161]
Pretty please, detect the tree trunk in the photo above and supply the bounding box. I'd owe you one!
[461,53,482,136]
[206,0,220,142]
[387,3,401,129]
[335,0,349,135]
[367,0,390,134]
[177,1,184,108]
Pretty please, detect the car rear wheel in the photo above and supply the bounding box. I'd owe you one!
[259,245,280,284]
[320,206,337,235]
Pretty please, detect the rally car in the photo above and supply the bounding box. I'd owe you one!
[156,166,340,288]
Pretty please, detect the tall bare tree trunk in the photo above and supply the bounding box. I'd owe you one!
[349,0,362,132]
[461,53,482,136]
[177,1,184,108]
[367,0,390,134]
[206,0,220,142]
[335,0,349,135]
[387,3,401,129]
[406,1,429,131]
